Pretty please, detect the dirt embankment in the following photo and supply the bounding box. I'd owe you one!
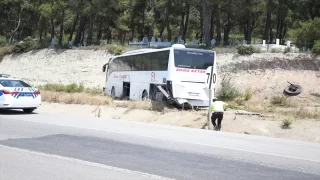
[1,49,320,143]
[1,49,319,104]
[216,53,320,106]
[0,48,110,88]
[1,49,320,104]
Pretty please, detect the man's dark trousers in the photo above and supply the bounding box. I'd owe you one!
[211,112,224,131]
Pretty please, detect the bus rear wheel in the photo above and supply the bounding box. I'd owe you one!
[142,90,149,101]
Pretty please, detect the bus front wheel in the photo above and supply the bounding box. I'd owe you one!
[142,90,149,101]
[111,87,116,99]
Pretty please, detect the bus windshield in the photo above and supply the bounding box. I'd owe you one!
[174,49,214,69]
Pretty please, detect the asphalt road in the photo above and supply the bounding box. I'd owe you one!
[1,109,320,180]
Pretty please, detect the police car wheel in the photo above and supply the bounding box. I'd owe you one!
[23,108,35,113]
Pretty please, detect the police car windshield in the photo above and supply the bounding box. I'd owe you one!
[0,80,32,87]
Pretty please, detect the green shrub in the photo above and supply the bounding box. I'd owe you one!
[271,96,288,106]
[237,45,258,55]
[35,38,50,50]
[216,76,240,101]
[0,36,7,47]
[312,40,320,54]
[106,44,123,55]
[38,83,85,93]
[243,90,253,101]
[0,46,14,56]
[284,47,291,53]
[291,18,320,49]
[281,119,292,128]
[14,37,36,53]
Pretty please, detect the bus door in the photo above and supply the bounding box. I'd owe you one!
[121,74,130,99]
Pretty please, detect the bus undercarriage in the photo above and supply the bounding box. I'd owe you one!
[116,81,208,110]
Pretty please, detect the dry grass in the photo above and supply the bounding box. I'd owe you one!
[270,96,288,106]
[41,90,167,112]
[41,91,112,105]
[228,98,320,121]
[114,100,166,112]
[281,108,320,120]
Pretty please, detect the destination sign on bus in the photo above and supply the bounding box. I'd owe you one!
[176,68,206,73]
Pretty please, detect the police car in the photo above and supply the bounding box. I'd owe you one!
[0,74,41,113]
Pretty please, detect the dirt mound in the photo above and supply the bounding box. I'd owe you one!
[215,53,320,106]
[0,48,110,87]
[218,53,320,72]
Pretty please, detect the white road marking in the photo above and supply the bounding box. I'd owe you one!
[5,117,320,164]
[0,145,174,180]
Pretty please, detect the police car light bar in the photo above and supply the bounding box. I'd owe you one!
[0,74,10,78]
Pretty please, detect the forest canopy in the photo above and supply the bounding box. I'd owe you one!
[0,0,319,48]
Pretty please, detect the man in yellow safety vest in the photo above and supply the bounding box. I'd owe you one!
[210,97,228,131]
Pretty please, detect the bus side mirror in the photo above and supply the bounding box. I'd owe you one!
[102,63,108,72]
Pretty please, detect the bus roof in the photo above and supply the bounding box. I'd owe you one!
[111,45,215,60]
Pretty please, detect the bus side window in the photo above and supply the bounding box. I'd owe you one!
[127,56,134,70]
[151,53,160,70]
[122,56,131,71]
[142,53,151,71]
[107,60,116,76]
[133,55,142,70]
[159,51,169,70]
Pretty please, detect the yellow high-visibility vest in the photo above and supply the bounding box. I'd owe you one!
[210,101,227,112]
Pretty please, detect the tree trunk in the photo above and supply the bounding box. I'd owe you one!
[269,26,273,44]
[140,9,145,41]
[199,7,203,44]
[247,13,252,44]
[9,7,23,44]
[279,19,284,44]
[182,2,190,43]
[74,15,87,46]
[69,14,79,42]
[106,28,112,44]
[215,4,221,45]
[50,17,55,42]
[166,18,172,42]
[130,17,134,41]
[159,22,165,39]
[179,10,185,37]
[203,0,211,48]
[81,28,85,45]
[97,18,103,40]
[282,23,287,42]
[223,0,232,46]
[59,10,65,46]
[86,13,94,46]
[166,0,172,41]
[276,11,280,39]
[244,24,248,43]
[209,9,215,41]
[263,8,271,42]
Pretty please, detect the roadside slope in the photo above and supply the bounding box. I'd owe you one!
[0,49,110,88]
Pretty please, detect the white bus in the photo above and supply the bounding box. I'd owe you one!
[102,44,217,108]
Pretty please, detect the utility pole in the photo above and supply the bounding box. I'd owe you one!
[207,66,214,130]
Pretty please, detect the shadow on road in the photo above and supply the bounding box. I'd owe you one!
[0,109,38,115]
